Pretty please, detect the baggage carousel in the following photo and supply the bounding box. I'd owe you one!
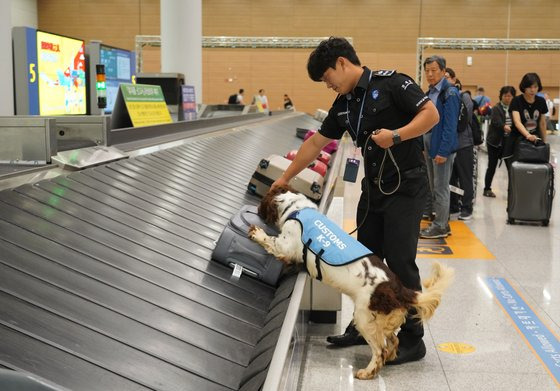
[0,112,332,390]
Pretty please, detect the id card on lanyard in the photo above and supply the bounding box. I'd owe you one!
[343,70,373,182]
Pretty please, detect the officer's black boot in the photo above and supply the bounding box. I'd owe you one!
[326,321,368,346]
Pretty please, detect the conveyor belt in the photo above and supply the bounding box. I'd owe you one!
[0,113,322,390]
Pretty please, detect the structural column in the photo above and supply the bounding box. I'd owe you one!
[1,0,14,115]
[160,0,202,103]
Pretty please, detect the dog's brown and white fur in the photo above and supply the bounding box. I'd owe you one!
[248,185,454,379]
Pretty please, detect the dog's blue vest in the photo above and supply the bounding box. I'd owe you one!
[287,208,374,280]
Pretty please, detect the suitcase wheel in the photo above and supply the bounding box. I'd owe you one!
[310,182,321,194]
[543,220,549,227]
[247,183,257,194]
[507,218,515,225]
[259,159,270,169]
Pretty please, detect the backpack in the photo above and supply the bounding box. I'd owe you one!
[471,113,483,146]
[228,94,238,104]
[456,92,469,133]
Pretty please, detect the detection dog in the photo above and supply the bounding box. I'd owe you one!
[248,185,454,379]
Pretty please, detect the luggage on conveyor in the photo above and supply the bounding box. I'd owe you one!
[286,149,332,166]
[296,127,312,139]
[303,129,339,153]
[307,160,327,177]
[212,205,284,286]
[247,154,324,201]
[284,151,328,177]
[507,161,554,226]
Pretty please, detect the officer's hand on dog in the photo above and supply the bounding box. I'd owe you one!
[370,128,394,149]
[271,177,289,190]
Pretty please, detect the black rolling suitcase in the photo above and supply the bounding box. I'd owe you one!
[507,161,555,226]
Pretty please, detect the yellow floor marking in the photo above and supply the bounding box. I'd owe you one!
[437,342,476,354]
[418,220,495,259]
[343,219,495,260]
[343,219,358,239]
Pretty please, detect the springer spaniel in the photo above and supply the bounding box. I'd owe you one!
[248,185,454,379]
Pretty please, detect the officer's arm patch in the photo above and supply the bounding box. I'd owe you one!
[373,70,396,77]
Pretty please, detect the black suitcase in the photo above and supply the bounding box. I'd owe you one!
[296,127,311,139]
[507,161,554,226]
[212,205,284,286]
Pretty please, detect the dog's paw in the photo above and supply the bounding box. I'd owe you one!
[248,224,258,239]
[355,368,376,380]
[248,225,265,241]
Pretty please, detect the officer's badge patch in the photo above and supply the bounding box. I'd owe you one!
[373,70,395,77]
[371,90,379,100]
[401,79,413,90]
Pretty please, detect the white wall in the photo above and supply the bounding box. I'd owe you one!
[1,0,37,115]
[0,0,14,114]
[11,0,37,28]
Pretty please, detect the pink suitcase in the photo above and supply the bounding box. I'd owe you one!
[303,130,339,153]
[286,149,331,166]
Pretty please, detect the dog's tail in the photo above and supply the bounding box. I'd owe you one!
[412,262,454,322]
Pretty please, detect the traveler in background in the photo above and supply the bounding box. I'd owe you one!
[228,88,245,105]
[252,89,270,114]
[483,86,516,198]
[474,87,491,112]
[509,73,547,157]
[445,70,475,220]
[283,94,294,110]
[272,37,439,364]
[420,56,459,239]
[236,89,245,105]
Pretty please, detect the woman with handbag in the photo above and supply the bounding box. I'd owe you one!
[483,86,516,197]
[509,73,548,155]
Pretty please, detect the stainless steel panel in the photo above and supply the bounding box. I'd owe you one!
[0,117,57,164]
[55,115,111,147]
[51,145,127,169]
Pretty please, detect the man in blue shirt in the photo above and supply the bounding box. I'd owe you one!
[420,56,460,238]
[473,87,491,108]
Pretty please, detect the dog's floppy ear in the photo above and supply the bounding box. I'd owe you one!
[258,185,294,225]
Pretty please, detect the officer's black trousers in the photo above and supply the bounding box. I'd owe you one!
[356,171,428,346]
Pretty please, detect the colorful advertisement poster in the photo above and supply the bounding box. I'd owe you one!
[181,85,197,121]
[37,31,86,115]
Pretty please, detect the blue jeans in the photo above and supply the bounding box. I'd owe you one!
[424,133,456,229]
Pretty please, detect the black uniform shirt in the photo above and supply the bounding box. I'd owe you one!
[319,67,430,181]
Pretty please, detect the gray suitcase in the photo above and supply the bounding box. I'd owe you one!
[212,205,284,286]
[247,154,324,201]
[508,161,554,226]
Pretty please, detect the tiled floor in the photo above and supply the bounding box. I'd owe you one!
[298,134,560,390]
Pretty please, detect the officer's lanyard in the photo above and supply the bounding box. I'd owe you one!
[346,70,373,149]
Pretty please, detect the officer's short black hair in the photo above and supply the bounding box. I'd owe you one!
[499,86,516,100]
[423,55,446,70]
[519,73,542,93]
[239,89,244,94]
[307,37,361,82]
